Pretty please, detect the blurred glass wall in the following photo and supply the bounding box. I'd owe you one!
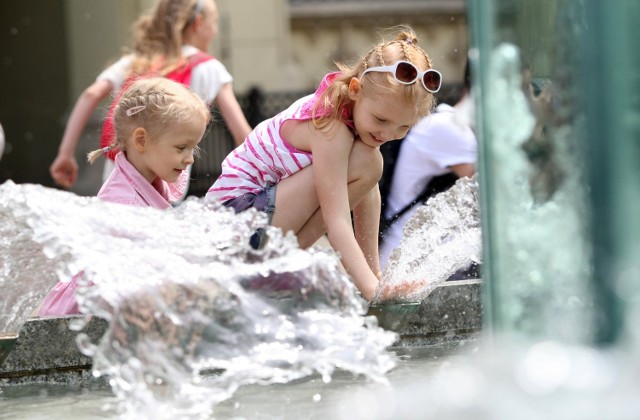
[468,0,640,346]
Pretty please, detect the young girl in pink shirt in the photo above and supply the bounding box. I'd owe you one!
[38,77,210,316]
[208,27,442,302]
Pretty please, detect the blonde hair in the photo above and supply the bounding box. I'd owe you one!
[88,77,211,163]
[129,0,208,76]
[313,26,437,132]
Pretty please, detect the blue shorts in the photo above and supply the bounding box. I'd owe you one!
[223,185,276,249]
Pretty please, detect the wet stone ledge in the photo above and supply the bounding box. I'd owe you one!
[368,279,483,347]
[0,280,482,385]
[0,316,108,386]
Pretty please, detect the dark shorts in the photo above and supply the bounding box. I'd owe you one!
[222,185,277,249]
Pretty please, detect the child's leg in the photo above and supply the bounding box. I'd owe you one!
[272,140,383,248]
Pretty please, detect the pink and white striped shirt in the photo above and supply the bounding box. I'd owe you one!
[207,72,354,202]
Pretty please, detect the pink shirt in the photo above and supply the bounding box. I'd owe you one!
[37,152,186,316]
[98,152,187,208]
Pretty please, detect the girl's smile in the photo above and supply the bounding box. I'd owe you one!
[137,115,207,184]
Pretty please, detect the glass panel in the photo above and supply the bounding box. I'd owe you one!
[468,0,640,345]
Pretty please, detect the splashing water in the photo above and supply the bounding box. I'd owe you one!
[378,175,482,303]
[0,181,397,418]
[0,184,66,335]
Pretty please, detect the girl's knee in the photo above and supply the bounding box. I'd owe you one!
[349,141,384,184]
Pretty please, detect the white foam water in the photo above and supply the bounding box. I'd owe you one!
[379,175,482,303]
[0,181,398,418]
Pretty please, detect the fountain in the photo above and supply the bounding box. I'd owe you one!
[2,0,640,417]
[0,179,481,415]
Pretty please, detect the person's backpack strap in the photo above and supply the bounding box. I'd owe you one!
[166,52,214,86]
[99,53,215,160]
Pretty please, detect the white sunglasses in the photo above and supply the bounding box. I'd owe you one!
[362,60,442,93]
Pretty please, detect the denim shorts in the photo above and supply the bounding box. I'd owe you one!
[223,185,276,249]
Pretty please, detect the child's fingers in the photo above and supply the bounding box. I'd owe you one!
[376,279,428,302]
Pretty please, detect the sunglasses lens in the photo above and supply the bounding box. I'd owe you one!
[423,71,441,92]
[395,62,418,83]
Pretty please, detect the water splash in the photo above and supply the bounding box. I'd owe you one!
[378,176,482,303]
[0,181,397,418]
[0,183,66,335]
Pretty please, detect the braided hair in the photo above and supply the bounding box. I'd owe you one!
[88,77,210,163]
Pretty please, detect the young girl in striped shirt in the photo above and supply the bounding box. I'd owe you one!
[207,28,442,302]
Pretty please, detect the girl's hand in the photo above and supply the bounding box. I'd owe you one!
[50,154,79,188]
[373,279,428,303]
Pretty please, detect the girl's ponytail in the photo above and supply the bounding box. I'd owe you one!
[87,145,115,164]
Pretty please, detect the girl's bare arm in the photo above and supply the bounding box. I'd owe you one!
[50,79,112,188]
[310,124,380,301]
[353,184,382,277]
[450,162,475,178]
[214,83,252,146]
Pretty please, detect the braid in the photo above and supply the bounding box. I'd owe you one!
[375,44,385,66]
[118,90,169,113]
[362,49,374,70]
[87,77,210,164]
[398,40,410,61]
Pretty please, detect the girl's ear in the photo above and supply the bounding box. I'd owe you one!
[190,13,203,32]
[132,127,148,152]
[348,77,362,100]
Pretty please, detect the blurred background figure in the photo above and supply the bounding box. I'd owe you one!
[48,0,251,191]
[379,59,477,271]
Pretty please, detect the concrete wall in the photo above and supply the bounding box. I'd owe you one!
[1,280,482,384]
[0,0,70,187]
[290,17,470,90]
[216,0,303,92]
